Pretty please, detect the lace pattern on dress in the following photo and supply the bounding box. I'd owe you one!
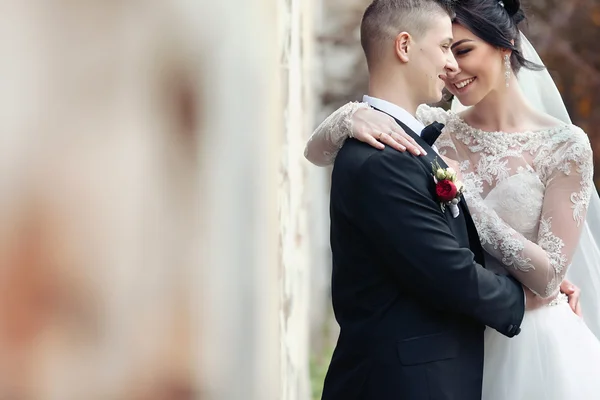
[537,217,568,297]
[304,101,369,166]
[304,101,594,299]
[437,112,594,298]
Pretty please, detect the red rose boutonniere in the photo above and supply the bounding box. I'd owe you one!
[432,159,464,218]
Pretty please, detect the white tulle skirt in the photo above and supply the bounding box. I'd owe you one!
[482,299,600,400]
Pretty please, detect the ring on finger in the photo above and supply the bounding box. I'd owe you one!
[378,132,384,140]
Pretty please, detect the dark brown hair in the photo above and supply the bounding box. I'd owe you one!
[360,0,454,70]
[453,0,543,73]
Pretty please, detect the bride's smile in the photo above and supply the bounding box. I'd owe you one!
[453,76,476,92]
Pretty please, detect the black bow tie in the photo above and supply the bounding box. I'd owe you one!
[421,122,445,146]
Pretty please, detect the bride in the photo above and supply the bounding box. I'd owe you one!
[305,0,600,398]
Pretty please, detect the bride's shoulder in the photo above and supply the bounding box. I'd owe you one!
[531,112,590,149]
[563,124,590,142]
[549,123,590,146]
[416,104,450,125]
[547,123,592,161]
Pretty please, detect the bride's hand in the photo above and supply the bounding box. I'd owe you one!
[351,108,426,156]
[560,279,583,317]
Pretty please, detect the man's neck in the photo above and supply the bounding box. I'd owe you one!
[363,95,426,136]
[368,75,418,116]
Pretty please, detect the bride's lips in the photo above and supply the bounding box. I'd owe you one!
[453,77,476,94]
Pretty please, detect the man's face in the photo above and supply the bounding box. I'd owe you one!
[407,13,457,104]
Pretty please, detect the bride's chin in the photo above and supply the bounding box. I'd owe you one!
[455,94,478,107]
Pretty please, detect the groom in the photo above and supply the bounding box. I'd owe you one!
[324,1,534,399]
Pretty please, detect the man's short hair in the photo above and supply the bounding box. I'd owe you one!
[360,0,454,69]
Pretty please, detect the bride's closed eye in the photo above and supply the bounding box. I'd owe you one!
[454,48,472,56]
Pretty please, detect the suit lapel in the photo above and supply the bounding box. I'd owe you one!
[461,203,486,264]
[373,107,471,215]
[384,112,486,264]
[392,118,443,171]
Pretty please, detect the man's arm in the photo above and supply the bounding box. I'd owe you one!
[355,149,524,337]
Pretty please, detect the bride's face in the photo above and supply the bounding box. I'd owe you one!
[442,23,508,106]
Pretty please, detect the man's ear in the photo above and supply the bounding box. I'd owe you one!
[395,32,412,63]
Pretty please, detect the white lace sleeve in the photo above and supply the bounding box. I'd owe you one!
[464,129,594,298]
[304,102,369,166]
[416,104,450,126]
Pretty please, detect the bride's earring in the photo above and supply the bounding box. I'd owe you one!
[504,54,511,88]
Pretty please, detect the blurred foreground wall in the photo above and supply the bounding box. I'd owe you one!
[0,0,322,399]
[0,1,199,399]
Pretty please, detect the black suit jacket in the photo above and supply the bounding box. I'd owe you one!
[322,117,525,400]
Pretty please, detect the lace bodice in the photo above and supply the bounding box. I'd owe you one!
[305,102,594,298]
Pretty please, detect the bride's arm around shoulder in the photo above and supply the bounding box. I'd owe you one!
[304,102,369,166]
[415,104,450,126]
[304,102,427,166]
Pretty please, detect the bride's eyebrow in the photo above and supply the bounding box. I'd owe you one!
[451,39,474,49]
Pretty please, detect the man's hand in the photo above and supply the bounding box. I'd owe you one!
[561,279,582,317]
[524,281,582,317]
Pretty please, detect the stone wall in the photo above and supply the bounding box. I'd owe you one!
[197,0,282,398]
[316,0,371,120]
[278,0,314,398]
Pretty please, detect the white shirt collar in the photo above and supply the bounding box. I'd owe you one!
[363,95,425,136]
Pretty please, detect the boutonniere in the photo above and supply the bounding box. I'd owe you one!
[432,159,464,218]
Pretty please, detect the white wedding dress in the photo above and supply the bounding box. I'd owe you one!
[305,102,600,399]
